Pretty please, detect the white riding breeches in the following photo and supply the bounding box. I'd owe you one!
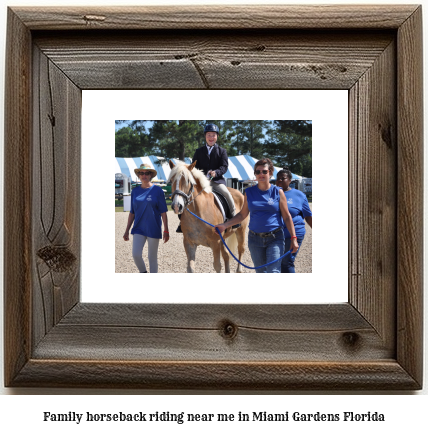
[211,182,236,216]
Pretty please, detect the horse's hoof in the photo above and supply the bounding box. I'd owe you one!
[176,225,183,233]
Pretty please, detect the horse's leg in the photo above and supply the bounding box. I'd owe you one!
[220,244,230,273]
[235,226,246,273]
[183,239,197,273]
[212,244,222,273]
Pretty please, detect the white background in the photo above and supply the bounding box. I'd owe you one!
[82,89,348,303]
[0,0,427,429]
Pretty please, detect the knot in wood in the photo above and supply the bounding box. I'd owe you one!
[341,332,361,350]
[219,320,238,340]
[378,123,393,149]
[37,245,76,272]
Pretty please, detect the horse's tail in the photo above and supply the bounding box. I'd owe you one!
[226,231,238,257]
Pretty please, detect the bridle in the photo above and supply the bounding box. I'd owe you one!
[171,175,195,208]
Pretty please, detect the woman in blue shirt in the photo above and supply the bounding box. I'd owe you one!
[215,158,298,273]
[276,168,312,273]
[123,164,169,273]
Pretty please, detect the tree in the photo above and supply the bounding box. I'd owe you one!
[115,126,150,157]
[274,120,312,136]
[229,120,272,159]
[265,121,312,177]
[148,120,203,161]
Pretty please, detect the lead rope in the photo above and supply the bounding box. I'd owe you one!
[184,208,292,270]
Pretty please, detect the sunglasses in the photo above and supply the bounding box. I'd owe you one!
[138,171,152,176]
[255,170,269,175]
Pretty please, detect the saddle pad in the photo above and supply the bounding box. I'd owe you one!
[212,190,232,222]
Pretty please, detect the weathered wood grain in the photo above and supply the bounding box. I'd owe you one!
[32,303,392,362]
[34,31,394,89]
[32,46,81,348]
[4,5,423,390]
[60,303,367,329]
[11,5,419,30]
[4,7,32,389]
[349,38,397,350]
[12,361,419,390]
[396,6,424,386]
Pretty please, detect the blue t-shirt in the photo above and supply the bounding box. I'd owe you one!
[130,185,168,239]
[246,185,283,233]
[281,188,312,238]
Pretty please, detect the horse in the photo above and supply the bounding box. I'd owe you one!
[168,160,249,273]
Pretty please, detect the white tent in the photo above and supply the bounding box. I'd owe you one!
[115,155,302,183]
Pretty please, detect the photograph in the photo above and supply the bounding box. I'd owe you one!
[114,120,312,274]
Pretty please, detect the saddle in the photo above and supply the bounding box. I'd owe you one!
[212,190,233,223]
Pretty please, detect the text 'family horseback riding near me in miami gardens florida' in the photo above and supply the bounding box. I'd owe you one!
[42,410,385,424]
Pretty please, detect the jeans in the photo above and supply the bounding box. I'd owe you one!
[281,235,304,273]
[248,228,285,273]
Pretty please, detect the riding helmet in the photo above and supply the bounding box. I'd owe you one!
[204,123,219,135]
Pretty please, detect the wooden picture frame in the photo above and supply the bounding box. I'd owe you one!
[4,5,423,390]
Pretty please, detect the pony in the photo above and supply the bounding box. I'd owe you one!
[168,160,249,273]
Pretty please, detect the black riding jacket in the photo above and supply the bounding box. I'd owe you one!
[192,143,229,186]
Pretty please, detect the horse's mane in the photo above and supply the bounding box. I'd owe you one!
[168,161,212,193]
